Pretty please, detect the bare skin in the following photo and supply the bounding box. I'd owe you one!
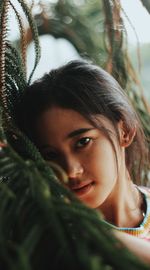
[35,106,144,228]
[34,105,150,264]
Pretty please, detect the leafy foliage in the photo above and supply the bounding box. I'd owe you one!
[23,0,150,181]
[0,144,149,270]
[140,0,150,13]
[0,0,150,269]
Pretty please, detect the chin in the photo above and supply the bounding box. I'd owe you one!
[81,198,103,209]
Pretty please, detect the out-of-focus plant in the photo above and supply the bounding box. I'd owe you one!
[21,0,150,182]
[0,0,150,269]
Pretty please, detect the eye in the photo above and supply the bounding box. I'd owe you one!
[42,151,58,161]
[75,137,91,149]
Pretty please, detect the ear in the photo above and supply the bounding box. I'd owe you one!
[118,120,136,148]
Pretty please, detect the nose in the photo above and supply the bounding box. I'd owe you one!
[64,157,84,179]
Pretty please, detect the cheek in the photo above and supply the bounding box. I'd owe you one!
[73,142,118,209]
[85,141,117,180]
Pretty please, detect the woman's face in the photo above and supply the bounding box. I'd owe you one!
[35,106,122,209]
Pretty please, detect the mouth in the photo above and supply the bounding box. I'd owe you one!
[70,181,94,197]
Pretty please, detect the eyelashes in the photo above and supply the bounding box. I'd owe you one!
[75,137,92,149]
[42,137,93,161]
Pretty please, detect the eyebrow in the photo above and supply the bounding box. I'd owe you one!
[67,128,94,138]
[40,128,94,149]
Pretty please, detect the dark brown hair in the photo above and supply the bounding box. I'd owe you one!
[16,60,147,183]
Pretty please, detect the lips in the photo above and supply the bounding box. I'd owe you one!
[69,180,94,197]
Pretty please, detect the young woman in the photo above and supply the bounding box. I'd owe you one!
[16,60,150,263]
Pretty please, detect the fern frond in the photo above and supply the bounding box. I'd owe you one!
[17,0,41,84]
[6,43,26,85]
[0,0,11,124]
[3,43,27,131]
[9,0,27,78]
[0,144,148,270]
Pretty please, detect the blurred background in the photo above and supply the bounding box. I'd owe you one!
[8,0,150,102]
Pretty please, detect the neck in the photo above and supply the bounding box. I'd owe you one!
[98,171,144,228]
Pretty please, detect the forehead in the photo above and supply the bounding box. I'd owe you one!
[36,106,93,141]
[35,106,115,145]
[36,106,92,135]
